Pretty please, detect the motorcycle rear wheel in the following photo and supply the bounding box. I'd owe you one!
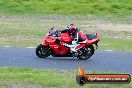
[36,44,51,58]
[78,45,94,60]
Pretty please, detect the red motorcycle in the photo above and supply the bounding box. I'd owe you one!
[36,28,100,60]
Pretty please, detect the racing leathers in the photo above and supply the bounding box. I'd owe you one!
[61,29,86,52]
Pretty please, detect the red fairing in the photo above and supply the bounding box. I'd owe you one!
[86,35,100,45]
[50,44,69,55]
[60,33,72,43]
[75,44,85,51]
[42,33,56,46]
[42,40,48,46]
[42,32,71,55]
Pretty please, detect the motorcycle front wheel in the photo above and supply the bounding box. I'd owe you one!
[78,45,94,60]
[36,44,51,58]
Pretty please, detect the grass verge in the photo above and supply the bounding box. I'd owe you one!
[98,37,132,51]
[0,0,132,16]
[0,67,131,88]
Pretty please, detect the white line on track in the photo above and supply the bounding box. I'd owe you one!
[26,47,35,48]
[3,46,35,48]
[3,46,11,47]
[104,50,114,52]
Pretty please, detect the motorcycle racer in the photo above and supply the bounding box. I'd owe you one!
[61,24,86,52]
[36,24,100,60]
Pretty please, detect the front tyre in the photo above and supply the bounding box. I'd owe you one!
[36,44,51,58]
[78,45,94,60]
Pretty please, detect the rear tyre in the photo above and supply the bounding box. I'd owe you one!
[78,45,94,60]
[36,44,51,58]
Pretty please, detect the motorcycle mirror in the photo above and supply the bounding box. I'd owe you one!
[51,27,54,30]
[49,27,54,33]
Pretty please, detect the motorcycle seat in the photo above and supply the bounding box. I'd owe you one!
[86,34,97,40]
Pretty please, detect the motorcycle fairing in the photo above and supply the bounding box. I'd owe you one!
[75,44,86,51]
[49,44,69,55]
[42,40,49,46]
[60,32,72,43]
[86,34,100,45]
[41,29,100,58]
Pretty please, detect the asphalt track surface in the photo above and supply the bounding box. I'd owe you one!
[0,46,132,73]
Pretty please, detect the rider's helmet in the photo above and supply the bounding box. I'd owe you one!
[67,24,77,35]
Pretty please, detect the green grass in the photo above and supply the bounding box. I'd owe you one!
[98,16,132,24]
[99,37,132,51]
[0,0,132,16]
[0,67,131,88]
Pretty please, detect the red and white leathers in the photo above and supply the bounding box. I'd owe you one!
[65,30,87,52]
